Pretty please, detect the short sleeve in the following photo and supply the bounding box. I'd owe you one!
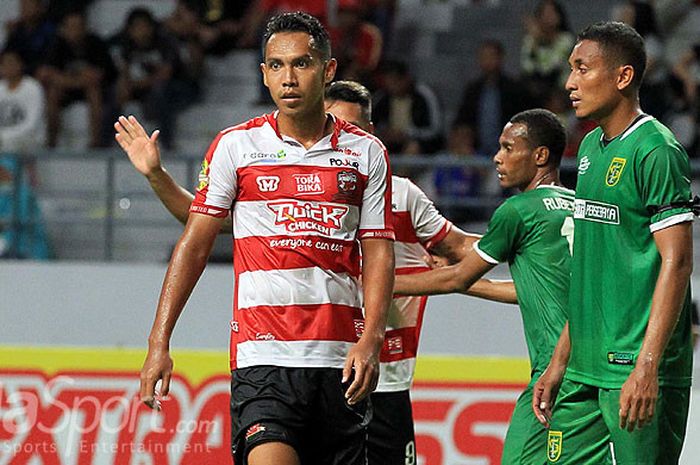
[474,201,525,264]
[638,144,693,232]
[358,141,394,240]
[190,131,237,218]
[404,179,450,249]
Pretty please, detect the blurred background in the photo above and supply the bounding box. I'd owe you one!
[1,1,700,464]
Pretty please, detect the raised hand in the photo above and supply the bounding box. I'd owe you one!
[114,115,162,177]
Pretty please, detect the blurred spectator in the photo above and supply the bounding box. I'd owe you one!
[671,41,700,155]
[4,0,56,75]
[163,2,205,93]
[238,0,328,48]
[37,10,116,148]
[454,40,529,155]
[613,1,671,121]
[45,0,93,22]
[166,0,250,56]
[364,0,397,51]
[520,0,574,104]
[112,8,199,150]
[433,125,485,222]
[328,0,383,84]
[373,60,443,156]
[0,49,45,153]
[655,0,700,65]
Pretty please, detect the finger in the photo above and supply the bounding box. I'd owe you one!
[345,363,365,404]
[342,355,353,384]
[161,371,171,397]
[129,115,148,137]
[115,133,129,151]
[150,129,160,142]
[118,115,136,136]
[140,372,159,409]
[116,117,134,143]
[350,364,376,405]
[114,121,131,143]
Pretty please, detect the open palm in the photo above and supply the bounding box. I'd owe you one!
[114,115,162,176]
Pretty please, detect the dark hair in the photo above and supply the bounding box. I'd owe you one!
[509,109,567,166]
[535,0,571,33]
[325,80,372,121]
[629,1,658,37]
[262,12,331,61]
[577,21,646,89]
[126,7,157,29]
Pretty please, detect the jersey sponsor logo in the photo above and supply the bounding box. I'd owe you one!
[245,423,266,441]
[605,157,627,187]
[255,332,275,341]
[247,150,287,162]
[578,156,590,175]
[387,336,404,355]
[574,199,620,225]
[353,319,365,338]
[330,157,360,169]
[542,197,574,212]
[293,173,324,195]
[337,170,358,193]
[267,201,349,235]
[197,159,210,190]
[607,351,635,365]
[334,146,362,157]
[256,175,280,192]
[547,431,563,462]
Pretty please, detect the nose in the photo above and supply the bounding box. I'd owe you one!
[282,66,297,88]
[565,70,576,91]
[493,149,502,164]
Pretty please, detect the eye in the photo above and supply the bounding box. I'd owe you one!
[268,62,281,71]
[296,59,309,68]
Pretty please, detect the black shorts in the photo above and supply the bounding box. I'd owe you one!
[368,390,416,465]
[230,366,371,465]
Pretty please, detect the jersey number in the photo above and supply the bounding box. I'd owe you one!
[560,216,574,255]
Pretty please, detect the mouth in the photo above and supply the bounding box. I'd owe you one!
[570,95,581,108]
[281,94,302,102]
[496,169,504,180]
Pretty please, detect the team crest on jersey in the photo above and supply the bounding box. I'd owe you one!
[293,173,324,195]
[578,156,590,175]
[337,170,358,193]
[256,175,280,192]
[606,157,627,186]
[197,159,210,190]
[245,424,266,441]
[267,201,349,235]
[547,431,563,462]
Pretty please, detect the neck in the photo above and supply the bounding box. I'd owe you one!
[598,97,642,140]
[5,76,22,90]
[277,106,330,149]
[523,169,562,192]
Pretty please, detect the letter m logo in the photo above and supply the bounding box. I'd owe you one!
[256,176,280,192]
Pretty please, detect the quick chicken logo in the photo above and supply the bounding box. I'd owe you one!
[606,157,627,187]
[267,201,348,235]
[547,430,563,462]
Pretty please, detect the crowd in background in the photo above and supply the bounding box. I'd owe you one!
[1,0,700,257]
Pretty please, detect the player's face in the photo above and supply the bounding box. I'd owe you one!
[262,32,336,118]
[493,122,538,191]
[565,40,622,120]
[324,100,372,132]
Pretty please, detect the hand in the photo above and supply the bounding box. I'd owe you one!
[532,363,565,427]
[422,253,449,269]
[619,363,658,431]
[114,115,163,177]
[139,346,173,410]
[342,336,381,405]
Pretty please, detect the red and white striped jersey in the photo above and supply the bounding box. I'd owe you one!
[190,112,393,370]
[377,176,451,392]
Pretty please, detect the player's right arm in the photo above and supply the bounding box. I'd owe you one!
[140,212,224,409]
[465,279,517,304]
[115,115,233,233]
[532,322,570,427]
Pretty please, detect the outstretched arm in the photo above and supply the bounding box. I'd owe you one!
[429,225,480,264]
[115,115,233,233]
[466,279,517,304]
[395,247,494,296]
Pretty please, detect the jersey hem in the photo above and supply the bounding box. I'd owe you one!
[565,368,692,389]
[235,357,346,369]
[375,382,412,392]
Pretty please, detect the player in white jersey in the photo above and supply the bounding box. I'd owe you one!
[118,78,514,464]
[116,13,395,465]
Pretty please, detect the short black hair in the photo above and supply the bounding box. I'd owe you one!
[577,21,646,89]
[325,80,372,121]
[126,7,157,29]
[509,109,567,166]
[535,0,571,33]
[262,12,331,61]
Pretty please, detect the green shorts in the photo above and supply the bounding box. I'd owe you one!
[502,373,548,464]
[546,378,689,464]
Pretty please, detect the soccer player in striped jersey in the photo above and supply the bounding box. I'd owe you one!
[117,78,514,464]
[117,13,395,465]
[534,22,694,464]
[394,109,573,465]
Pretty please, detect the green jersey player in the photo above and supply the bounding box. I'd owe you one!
[534,22,694,464]
[395,108,573,465]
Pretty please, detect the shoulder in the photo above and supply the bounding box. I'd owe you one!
[338,119,388,156]
[625,118,686,159]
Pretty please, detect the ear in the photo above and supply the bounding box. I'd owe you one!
[324,58,337,84]
[260,62,269,88]
[534,146,550,167]
[368,122,375,134]
[616,64,635,91]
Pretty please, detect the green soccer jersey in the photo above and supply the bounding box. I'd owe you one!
[475,185,574,374]
[568,115,694,389]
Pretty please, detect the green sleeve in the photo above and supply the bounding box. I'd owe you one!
[638,144,693,228]
[476,201,525,263]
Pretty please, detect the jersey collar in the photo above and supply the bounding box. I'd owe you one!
[264,110,341,151]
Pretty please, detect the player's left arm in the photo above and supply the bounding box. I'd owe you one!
[344,238,394,405]
[429,225,481,264]
[619,221,693,431]
[465,279,518,304]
